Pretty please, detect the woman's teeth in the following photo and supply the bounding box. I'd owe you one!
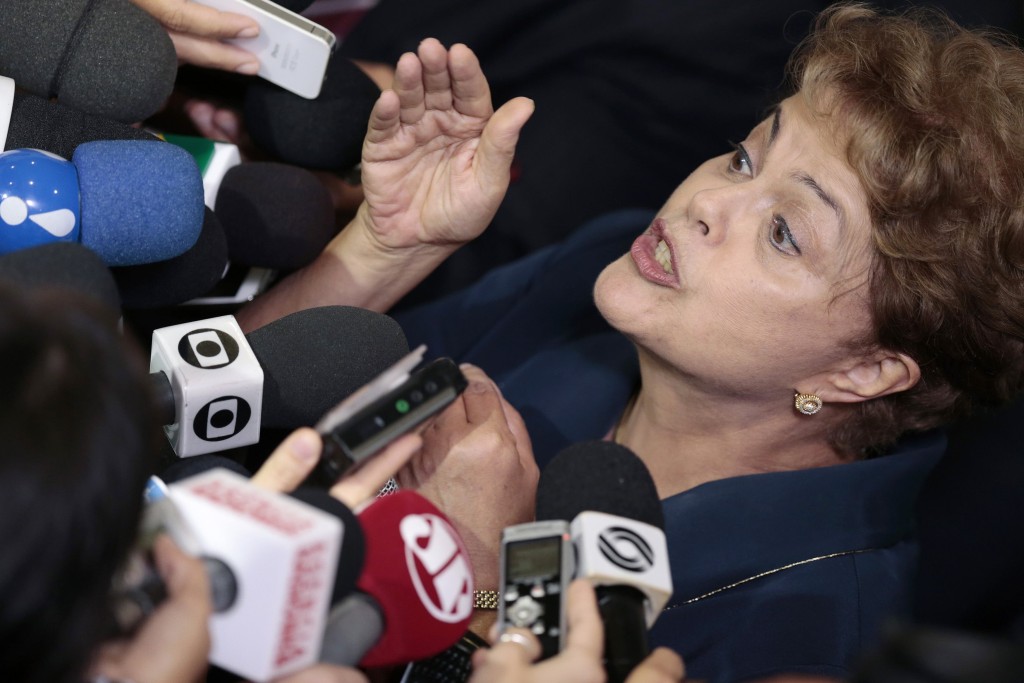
[654,239,673,274]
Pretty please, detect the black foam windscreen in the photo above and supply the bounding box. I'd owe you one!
[246,306,410,429]
[215,162,337,270]
[0,0,177,123]
[6,91,157,159]
[0,242,121,313]
[243,54,380,173]
[536,440,665,530]
[289,486,366,605]
[111,207,229,309]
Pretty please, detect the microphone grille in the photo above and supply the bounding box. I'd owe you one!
[536,440,664,529]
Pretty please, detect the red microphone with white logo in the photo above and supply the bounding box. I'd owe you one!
[318,489,474,667]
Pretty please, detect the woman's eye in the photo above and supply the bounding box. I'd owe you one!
[768,215,801,255]
[728,143,753,176]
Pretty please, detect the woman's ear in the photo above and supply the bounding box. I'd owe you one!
[815,351,921,404]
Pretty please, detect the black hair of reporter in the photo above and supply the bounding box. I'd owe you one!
[0,284,160,683]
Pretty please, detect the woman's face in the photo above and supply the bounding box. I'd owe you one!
[595,93,876,398]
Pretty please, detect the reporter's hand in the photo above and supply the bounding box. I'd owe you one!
[130,0,260,73]
[470,581,685,683]
[91,535,212,683]
[398,364,538,593]
[268,663,369,683]
[250,426,422,508]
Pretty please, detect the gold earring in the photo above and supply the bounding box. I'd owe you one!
[794,392,823,415]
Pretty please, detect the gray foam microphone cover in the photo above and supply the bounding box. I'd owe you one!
[0,0,177,123]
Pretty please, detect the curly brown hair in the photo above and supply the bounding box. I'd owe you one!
[787,3,1024,455]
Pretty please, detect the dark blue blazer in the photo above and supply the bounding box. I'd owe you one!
[395,210,945,682]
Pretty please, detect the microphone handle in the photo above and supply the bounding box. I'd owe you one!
[596,584,650,683]
[320,592,385,666]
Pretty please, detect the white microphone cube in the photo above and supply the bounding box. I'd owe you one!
[150,315,263,457]
[571,511,673,628]
[170,469,342,681]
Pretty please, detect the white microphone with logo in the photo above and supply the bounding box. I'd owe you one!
[150,315,264,456]
[168,469,348,681]
[148,307,413,458]
[536,441,673,683]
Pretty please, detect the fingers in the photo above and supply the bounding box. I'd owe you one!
[168,32,259,74]
[562,580,605,663]
[449,43,493,119]
[459,364,507,425]
[183,100,245,143]
[136,0,259,38]
[419,38,454,112]
[270,663,370,683]
[625,648,686,683]
[151,535,212,619]
[475,96,534,193]
[490,628,543,663]
[329,432,422,508]
[394,51,426,126]
[250,428,322,493]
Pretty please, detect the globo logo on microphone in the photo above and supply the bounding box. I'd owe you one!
[150,315,264,457]
[0,148,80,255]
[400,513,473,623]
[179,328,241,369]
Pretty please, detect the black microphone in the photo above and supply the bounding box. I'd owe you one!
[536,441,673,683]
[1,89,158,158]
[0,0,177,123]
[0,242,121,313]
[214,162,338,270]
[149,306,410,456]
[243,53,381,174]
[111,207,230,309]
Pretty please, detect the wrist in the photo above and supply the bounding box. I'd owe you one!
[321,205,457,311]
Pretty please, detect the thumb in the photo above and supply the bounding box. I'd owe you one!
[474,96,534,190]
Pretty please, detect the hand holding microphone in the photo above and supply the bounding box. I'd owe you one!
[469,580,684,683]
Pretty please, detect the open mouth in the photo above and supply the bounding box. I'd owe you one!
[654,239,673,274]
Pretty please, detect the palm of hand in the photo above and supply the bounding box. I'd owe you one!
[361,108,495,249]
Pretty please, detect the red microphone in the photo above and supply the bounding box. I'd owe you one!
[319,490,474,667]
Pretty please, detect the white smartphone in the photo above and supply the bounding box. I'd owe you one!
[194,0,337,99]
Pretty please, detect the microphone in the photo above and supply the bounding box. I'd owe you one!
[319,490,474,667]
[0,141,205,266]
[1,87,158,159]
[0,0,177,123]
[0,242,121,313]
[149,306,410,456]
[167,469,360,681]
[536,441,672,683]
[214,161,338,270]
[243,54,381,174]
[111,207,230,309]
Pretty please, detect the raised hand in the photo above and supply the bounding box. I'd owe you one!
[355,38,535,251]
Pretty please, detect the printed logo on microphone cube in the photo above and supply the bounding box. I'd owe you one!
[195,396,252,441]
[150,315,263,457]
[179,328,240,368]
[401,513,473,623]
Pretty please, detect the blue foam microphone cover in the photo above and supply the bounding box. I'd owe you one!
[72,140,205,266]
